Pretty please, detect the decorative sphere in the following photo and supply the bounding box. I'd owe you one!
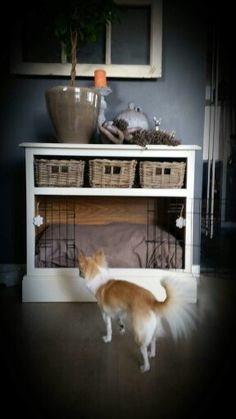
[116,102,149,130]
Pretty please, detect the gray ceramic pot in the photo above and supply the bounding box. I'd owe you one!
[45,86,101,143]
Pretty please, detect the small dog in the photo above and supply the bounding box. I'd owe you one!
[79,248,196,373]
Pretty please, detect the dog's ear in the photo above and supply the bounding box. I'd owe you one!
[95,248,107,265]
[95,248,104,257]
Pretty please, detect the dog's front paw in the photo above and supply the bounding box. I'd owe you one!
[102,335,112,343]
[140,364,150,373]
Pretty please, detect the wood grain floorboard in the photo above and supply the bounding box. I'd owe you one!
[0,276,236,419]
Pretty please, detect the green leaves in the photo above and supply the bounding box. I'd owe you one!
[53,0,116,53]
[44,0,117,82]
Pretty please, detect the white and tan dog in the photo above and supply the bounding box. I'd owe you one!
[79,249,196,373]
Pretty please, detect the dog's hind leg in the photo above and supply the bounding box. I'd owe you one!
[148,335,156,358]
[140,344,150,373]
[134,311,157,372]
[102,312,112,343]
[148,318,164,358]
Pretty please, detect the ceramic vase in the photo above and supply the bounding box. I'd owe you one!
[45,86,101,143]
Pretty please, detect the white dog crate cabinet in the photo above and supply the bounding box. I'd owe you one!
[20,143,201,303]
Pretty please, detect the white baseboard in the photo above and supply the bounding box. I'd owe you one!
[22,269,198,303]
[192,265,200,276]
[0,264,25,287]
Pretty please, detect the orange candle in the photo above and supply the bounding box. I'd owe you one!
[94,69,107,88]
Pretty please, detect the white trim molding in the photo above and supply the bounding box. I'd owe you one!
[10,0,162,79]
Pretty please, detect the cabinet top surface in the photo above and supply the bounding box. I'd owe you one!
[19,142,201,151]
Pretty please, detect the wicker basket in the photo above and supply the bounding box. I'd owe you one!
[35,159,85,187]
[89,159,137,188]
[139,161,186,188]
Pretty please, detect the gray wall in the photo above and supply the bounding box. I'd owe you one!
[0,1,207,264]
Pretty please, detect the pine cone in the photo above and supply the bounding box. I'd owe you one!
[126,128,181,146]
[128,129,148,146]
[113,118,129,132]
[148,129,181,146]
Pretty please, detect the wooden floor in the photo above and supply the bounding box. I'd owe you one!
[0,275,236,419]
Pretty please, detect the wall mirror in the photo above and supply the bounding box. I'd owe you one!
[10,0,162,79]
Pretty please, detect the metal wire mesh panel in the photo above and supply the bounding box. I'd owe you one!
[34,196,186,270]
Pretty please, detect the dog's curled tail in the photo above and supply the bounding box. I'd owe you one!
[156,278,197,341]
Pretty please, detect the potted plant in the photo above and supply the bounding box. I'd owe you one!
[45,0,117,143]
